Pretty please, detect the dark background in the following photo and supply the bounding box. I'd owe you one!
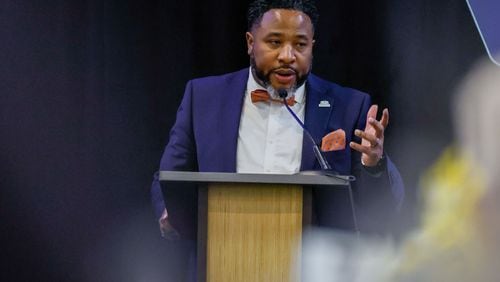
[1,0,485,281]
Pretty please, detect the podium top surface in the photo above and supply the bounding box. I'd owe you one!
[159,171,352,186]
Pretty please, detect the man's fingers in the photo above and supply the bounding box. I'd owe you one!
[355,129,380,147]
[380,108,389,129]
[349,141,369,154]
[159,208,180,240]
[349,141,379,157]
[365,104,378,127]
[160,220,181,240]
[368,117,385,137]
[369,108,389,138]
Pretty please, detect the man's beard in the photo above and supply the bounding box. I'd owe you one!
[250,57,310,97]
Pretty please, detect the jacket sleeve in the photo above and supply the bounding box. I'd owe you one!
[150,80,199,238]
[350,94,405,233]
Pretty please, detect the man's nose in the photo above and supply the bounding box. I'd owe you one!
[277,45,296,64]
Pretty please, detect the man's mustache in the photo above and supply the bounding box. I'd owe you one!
[271,66,297,75]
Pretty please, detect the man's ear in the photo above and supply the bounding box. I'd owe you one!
[246,32,254,55]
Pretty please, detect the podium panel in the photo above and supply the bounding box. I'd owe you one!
[207,184,302,282]
[159,171,352,282]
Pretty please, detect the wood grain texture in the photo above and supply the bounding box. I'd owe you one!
[206,184,302,282]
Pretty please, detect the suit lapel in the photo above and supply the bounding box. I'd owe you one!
[215,70,335,172]
[300,75,334,171]
[217,68,248,172]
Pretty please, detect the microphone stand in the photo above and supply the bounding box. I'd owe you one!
[278,89,331,171]
[278,89,359,235]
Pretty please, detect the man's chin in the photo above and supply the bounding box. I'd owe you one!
[269,79,296,92]
[266,83,296,98]
[270,84,294,91]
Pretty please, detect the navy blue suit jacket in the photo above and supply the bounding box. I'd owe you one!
[151,68,404,237]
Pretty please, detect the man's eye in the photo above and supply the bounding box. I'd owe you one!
[269,40,281,46]
[296,42,307,48]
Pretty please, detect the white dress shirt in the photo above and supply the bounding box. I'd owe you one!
[236,69,306,174]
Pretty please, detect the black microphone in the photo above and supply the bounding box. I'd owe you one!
[278,89,332,171]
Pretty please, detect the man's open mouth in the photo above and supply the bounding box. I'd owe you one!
[273,69,296,84]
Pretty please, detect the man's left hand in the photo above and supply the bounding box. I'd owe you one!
[349,105,389,167]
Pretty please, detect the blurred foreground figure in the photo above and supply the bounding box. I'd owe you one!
[302,229,398,282]
[302,57,500,282]
[394,57,500,282]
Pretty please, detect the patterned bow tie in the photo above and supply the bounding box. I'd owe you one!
[250,89,296,106]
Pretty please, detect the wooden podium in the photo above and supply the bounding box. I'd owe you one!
[160,171,352,282]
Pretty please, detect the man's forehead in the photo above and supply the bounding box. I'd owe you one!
[254,9,313,34]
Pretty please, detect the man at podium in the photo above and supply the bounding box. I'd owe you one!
[151,0,404,240]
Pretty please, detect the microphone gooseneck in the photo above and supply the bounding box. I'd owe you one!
[279,88,359,235]
[278,89,332,171]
